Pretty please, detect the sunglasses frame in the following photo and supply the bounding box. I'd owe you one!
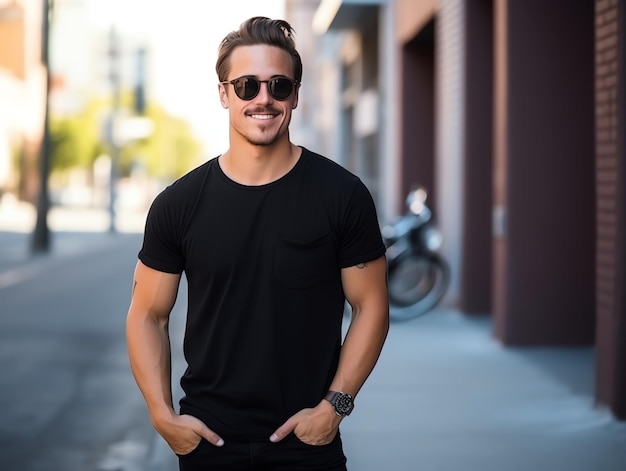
[221,76,299,101]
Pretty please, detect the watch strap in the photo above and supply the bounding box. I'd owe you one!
[324,390,354,416]
[325,390,340,403]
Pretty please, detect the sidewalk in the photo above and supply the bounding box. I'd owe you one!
[0,196,146,272]
[0,194,146,236]
[341,309,626,470]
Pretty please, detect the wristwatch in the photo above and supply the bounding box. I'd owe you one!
[324,390,354,417]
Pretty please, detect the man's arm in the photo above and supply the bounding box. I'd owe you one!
[330,255,389,398]
[126,261,224,453]
[270,255,389,444]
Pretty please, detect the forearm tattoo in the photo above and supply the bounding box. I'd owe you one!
[356,263,367,269]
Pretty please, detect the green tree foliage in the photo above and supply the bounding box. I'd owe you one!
[49,93,202,180]
[121,104,201,180]
[50,97,106,171]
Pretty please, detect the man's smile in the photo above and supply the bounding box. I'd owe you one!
[250,114,276,120]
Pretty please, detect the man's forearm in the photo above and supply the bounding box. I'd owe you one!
[126,312,175,423]
[330,303,389,398]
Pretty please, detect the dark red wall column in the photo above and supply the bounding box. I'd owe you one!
[493,0,596,345]
[459,0,494,315]
[400,21,435,213]
[595,0,626,420]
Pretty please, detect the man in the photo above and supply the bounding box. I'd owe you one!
[126,16,389,471]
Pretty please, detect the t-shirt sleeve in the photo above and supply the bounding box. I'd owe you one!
[138,189,186,274]
[338,179,386,268]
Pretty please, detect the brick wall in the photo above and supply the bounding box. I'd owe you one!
[595,0,625,420]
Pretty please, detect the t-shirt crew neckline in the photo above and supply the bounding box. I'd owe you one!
[215,147,306,191]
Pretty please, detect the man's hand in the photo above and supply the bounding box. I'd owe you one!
[154,412,224,455]
[269,400,342,445]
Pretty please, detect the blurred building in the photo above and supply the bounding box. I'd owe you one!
[0,0,46,202]
[286,0,625,420]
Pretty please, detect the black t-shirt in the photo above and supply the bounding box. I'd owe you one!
[139,147,385,440]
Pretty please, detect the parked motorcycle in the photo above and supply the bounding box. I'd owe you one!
[382,187,450,321]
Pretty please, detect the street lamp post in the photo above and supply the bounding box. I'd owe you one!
[107,26,120,234]
[32,0,53,253]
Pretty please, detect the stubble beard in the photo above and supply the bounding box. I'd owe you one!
[241,120,289,147]
[238,105,291,147]
[244,130,281,147]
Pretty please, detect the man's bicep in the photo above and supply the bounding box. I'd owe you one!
[130,261,181,319]
[341,255,388,309]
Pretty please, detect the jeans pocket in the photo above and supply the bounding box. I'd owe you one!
[289,431,336,448]
[175,438,205,459]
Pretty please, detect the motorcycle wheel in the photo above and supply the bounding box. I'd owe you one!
[388,254,449,321]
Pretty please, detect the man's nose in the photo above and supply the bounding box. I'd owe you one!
[255,82,275,103]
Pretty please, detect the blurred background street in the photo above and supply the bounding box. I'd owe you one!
[1,0,626,469]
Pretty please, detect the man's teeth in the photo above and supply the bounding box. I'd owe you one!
[251,114,274,120]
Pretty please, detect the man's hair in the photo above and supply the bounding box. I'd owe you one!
[216,16,303,83]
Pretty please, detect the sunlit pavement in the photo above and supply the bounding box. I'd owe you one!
[1,201,625,470]
[0,195,147,235]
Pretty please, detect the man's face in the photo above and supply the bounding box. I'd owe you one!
[219,44,299,148]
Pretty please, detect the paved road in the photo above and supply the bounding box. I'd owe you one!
[0,231,163,471]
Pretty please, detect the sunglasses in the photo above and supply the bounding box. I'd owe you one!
[221,76,298,101]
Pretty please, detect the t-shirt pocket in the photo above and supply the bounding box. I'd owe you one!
[274,233,336,288]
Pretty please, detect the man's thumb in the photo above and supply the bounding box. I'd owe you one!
[197,424,225,447]
[269,418,297,443]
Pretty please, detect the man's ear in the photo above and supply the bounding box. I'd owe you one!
[218,83,229,109]
[292,83,300,109]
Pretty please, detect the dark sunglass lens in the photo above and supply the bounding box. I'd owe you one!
[270,78,293,100]
[233,77,260,100]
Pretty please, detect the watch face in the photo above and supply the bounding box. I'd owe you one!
[334,393,354,415]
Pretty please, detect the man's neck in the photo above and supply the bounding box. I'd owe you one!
[219,140,302,186]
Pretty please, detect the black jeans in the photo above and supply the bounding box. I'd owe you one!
[177,433,347,471]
